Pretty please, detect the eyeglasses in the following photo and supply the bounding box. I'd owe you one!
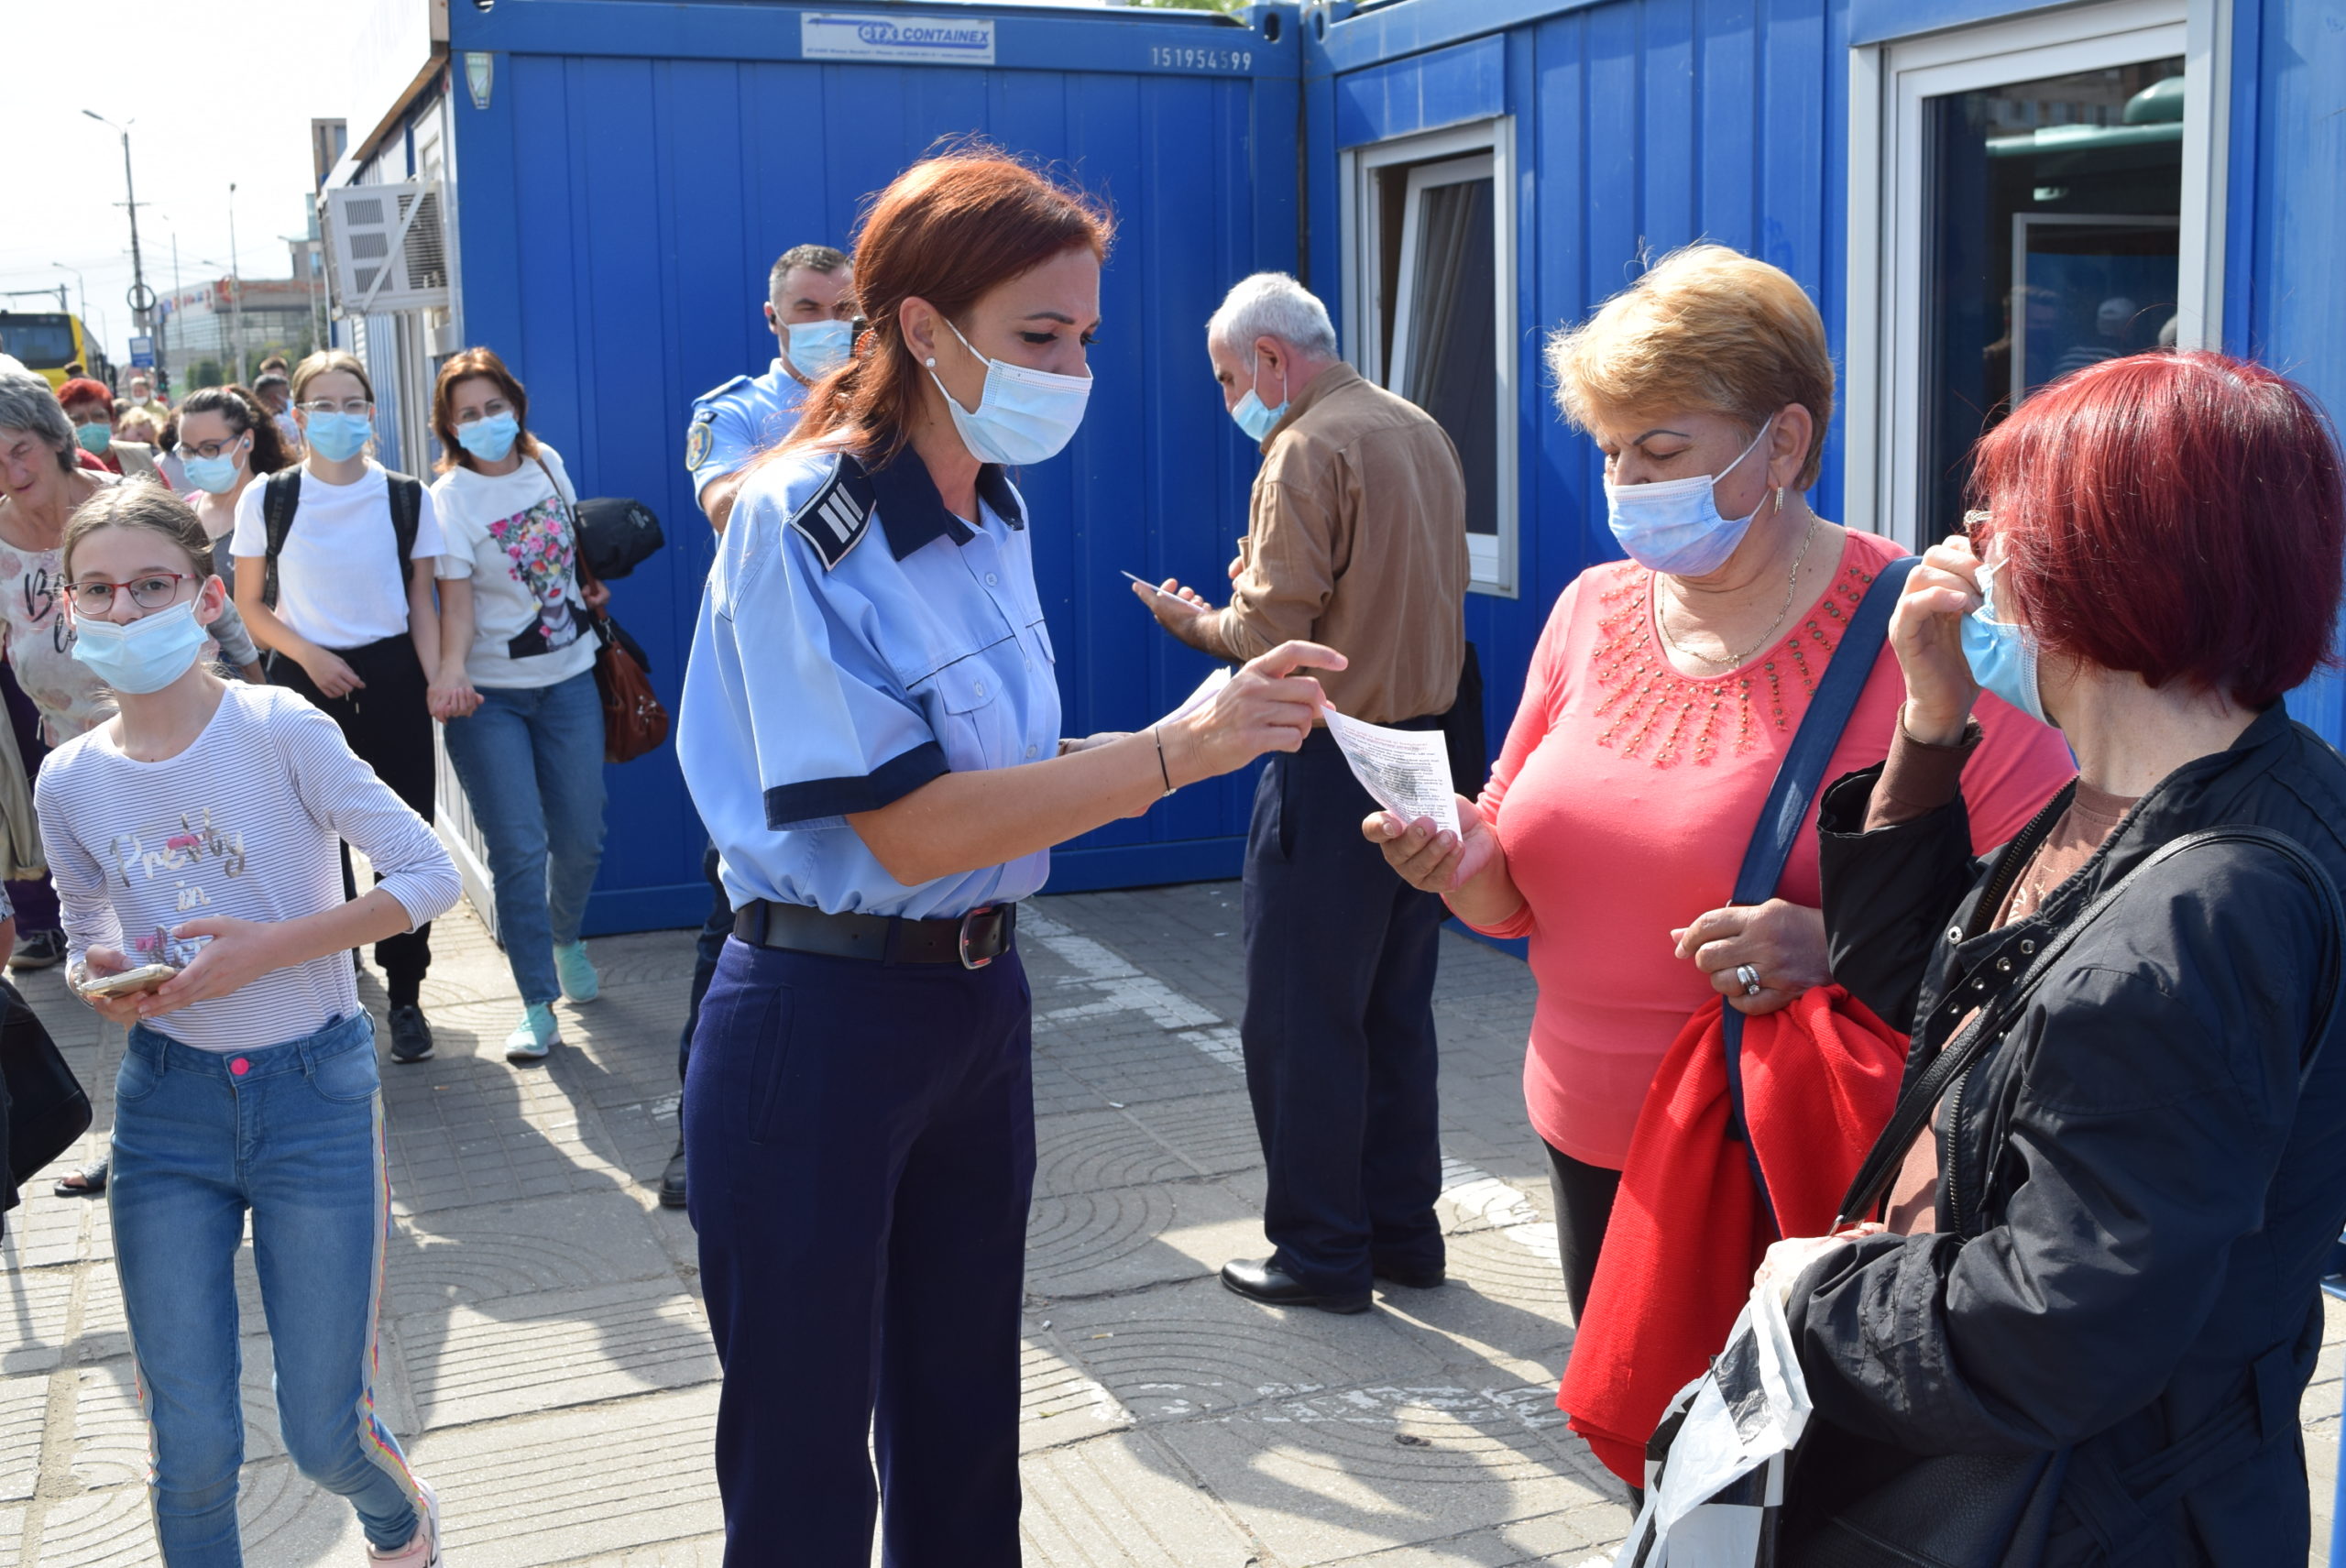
[68,574,194,615]
[175,434,249,461]
[294,399,373,417]
[452,400,513,425]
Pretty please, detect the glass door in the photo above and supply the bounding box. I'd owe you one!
[1844,0,2225,543]
[1388,155,1500,588]
[1921,59,2186,530]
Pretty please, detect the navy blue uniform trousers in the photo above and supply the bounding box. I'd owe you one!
[685,937,1035,1566]
[1242,727,1446,1296]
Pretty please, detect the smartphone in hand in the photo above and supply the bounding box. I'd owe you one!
[77,963,179,999]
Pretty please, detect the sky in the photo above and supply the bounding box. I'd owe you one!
[4,0,363,367]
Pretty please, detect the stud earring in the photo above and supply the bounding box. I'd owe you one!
[926,357,937,368]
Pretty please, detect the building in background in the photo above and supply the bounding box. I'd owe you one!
[320,0,2346,936]
[157,264,328,392]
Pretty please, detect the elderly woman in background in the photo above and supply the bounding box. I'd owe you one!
[1765,352,2346,1564]
[1366,243,2075,1320]
[0,367,263,1190]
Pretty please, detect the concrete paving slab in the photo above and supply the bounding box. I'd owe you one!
[1019,1430,1261,1568]
[384,1189,675,1315]
[0,1371,44,1501]
[1034,1106,1220,1199]
[406,1384,725,1568]
[1021,1331,1137,1452]
[0,1267,75,1376]
[1039,1276,1453,1425]
[1025,1177,1266,1299]
[395,1277,717,1431]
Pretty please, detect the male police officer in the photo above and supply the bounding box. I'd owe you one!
[685,243,858,533]
[665,241,857,1210]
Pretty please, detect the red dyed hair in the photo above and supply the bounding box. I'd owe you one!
[1971,351,2345,709]
[782,145,1113,466]
[57,377,113,411]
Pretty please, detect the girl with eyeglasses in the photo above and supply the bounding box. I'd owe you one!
[43,483,458,1568]
[175,384,292,587]
[230,350,455,1066]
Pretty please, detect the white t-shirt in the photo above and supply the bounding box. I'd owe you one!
[430,445,597,689]
[37,684,461,1052]
[228,462,444,649]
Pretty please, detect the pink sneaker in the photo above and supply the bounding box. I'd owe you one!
[368,1477,441,1566]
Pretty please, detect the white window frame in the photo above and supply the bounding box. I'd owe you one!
[1843,0,2229,545]
[1341,117,1520,598]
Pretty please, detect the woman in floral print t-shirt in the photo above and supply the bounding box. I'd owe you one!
[426,348,611,1066]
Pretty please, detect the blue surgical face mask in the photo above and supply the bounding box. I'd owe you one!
[785,320,854,380]
[456,412,521,463]
[1603,418,1778,577]
[929,317,1092,467]
[1231,355,1289,444]
[75,422,112,456]
[180,434,249,495]
[1960,557,2051,725]
[70,599,209,694]
[304,411,373,463]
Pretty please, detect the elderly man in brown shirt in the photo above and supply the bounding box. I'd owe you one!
[1136,272,1468,1315]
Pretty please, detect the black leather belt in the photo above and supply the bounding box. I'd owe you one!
[732,900,1016,968]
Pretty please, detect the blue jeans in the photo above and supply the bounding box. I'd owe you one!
[109,1013,422,1565]
[441,669,608,1005]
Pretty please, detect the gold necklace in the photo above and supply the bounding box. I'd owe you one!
[1655,512,1818,669]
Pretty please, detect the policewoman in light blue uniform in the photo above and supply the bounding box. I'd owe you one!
[677,150,1341,1567]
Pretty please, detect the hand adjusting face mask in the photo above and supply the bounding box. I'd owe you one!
[1603,417,1779,577]
[786,320,855,380]
[929,317,1092,467]
[71,600,209,694]
[1959,554,2051,725]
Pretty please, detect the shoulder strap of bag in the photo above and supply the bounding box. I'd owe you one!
[1722,554,1918,1234]
[384,473,422,571]
[532,453,602,609]
[259,466,303,609]
[1834,823,2346,1227]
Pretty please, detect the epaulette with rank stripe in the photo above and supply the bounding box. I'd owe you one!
[787,454,879,569]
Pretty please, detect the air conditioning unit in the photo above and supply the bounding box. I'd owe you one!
[323,181,450,317]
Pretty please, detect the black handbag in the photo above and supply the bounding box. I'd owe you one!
[1781,825,2346,1567]
[573,496,664,580]
[2,977,91,1193]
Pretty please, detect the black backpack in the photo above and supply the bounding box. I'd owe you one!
[258,466,424,609]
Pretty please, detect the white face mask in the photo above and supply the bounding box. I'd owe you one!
[928,317,1091,467]
[785,319,854,380]
[1602,418,1778,577]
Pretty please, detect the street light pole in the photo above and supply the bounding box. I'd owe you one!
[228,182,245,383]
[82,110,154,380]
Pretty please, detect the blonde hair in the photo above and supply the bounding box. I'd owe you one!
[61,480,214,584]
[1546,243,1836,489]
[290,348,374,405]
[116,409,159,444]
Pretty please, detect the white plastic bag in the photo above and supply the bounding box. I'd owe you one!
[1612,1279,1814,1567]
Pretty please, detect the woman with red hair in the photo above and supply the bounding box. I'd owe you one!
[1768,351,2346,1563]
[675,149,1342,1563]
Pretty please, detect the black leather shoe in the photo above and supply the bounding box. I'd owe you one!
[1219,1256,1372,1314]
[1374,1262,1447,1290]
[658,1136,687,1210]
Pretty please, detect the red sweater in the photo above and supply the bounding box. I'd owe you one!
[1560,987,1907,1484]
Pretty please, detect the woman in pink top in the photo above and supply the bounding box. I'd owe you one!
[1369,244,2074,1321]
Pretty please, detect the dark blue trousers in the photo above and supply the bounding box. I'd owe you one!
[684,937,1036,1567]
[1242,727,1446,1297]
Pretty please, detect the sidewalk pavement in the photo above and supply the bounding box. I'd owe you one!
[1,879,2338,1566]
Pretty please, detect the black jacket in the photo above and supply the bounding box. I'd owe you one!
[1789,705,2346,1565]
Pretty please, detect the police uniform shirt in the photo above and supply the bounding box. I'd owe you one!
[679,444,1061,919]
[684,359,808,498]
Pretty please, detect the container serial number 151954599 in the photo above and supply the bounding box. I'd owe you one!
[1149,46,1254,71]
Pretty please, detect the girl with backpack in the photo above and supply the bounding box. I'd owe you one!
[44,484,459,1567]
[425,347,610,1063]
[231,350,454,1065]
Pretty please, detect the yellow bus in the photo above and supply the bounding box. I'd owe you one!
[0,312,99,390]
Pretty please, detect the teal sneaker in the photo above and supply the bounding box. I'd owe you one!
[554,940,599,1003]
[505,1002,561,1064]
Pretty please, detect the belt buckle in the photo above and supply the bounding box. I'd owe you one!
[958,906,997,970]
